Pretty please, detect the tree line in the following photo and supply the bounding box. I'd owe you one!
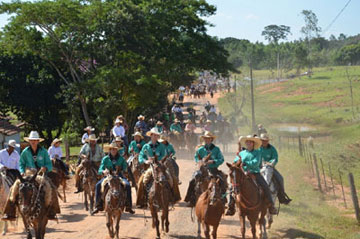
[0,0,233,146]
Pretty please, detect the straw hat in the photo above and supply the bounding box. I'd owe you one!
[132,131,144,139]
[258,124,263,128]
[104,142,119,152]
[206,120,212,124]
[85,134,99,143]
[185,119,192,124]
[146,127,161,137]
[7,139,20,148]
[158,135,169,143]
[239,135,262,150]
[138,115,145,120]
[51,138,62,146]
[200,131,216,140]
[115,136,123,142]
[174,118,180,123]
[156,121,163,125]
[117,115,125,120]
[24,131,44,142]
[84,126,95,131]
[260,133,272,141]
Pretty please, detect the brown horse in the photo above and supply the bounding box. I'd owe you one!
[51,158,68,202]
[195,177,224,239]
[226,162,268,239]
[17,172,49,239]
[148,162,172,239]
[128,153,144,191]
[81,158,98,215]
[104,174,126,239]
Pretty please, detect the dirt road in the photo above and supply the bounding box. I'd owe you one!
[4,92,254,239]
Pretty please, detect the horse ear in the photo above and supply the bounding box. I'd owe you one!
[226,162,233,169]
[18,173,25,183]
[30,171,38,182]
[216,178,220,184]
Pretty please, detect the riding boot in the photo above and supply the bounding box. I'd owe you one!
[92,199,104,214]
[184,179,195,206]
[1,201,17,221]
[277,190,292,205]
[74,179,83,194]
[225,194,236,216]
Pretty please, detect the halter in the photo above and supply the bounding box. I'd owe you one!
[106,177,124,211]
[19,179,43,226]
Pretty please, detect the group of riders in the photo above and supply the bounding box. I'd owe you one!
[0,113,291,226]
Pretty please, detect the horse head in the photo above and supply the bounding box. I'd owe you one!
[226,162,245,194]
[18,172,38,211]
[152,162,167,186]
[208,177,222,205]
[261,163,274,185]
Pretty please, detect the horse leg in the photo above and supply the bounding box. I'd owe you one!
[115,212,121,239]
[239,213,246,239]
[84,191,89,211]
[2,221,7,235]
[90,191,94,214]
[249,216,257,239]
[151,209,160,239]
[259,207,268,239]
[63,181,67,203]
[162,207,169,233]
[211,224,219,239]
[197,220,201,239]
[106,212,114,238]
[203,223,210,239]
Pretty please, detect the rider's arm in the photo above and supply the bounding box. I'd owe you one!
[128,141,134,154]
[42,149,53,172]
[270,146,278,166]
[98,156,107,175]
[169,144,176,156]
[212,147,224,167]
[19,150,27,174]
[138,145,148,164]
[120,156,127,172]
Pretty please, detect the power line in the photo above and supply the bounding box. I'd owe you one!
[323,0,352,33]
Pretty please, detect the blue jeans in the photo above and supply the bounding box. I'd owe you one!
[95,174,132,208]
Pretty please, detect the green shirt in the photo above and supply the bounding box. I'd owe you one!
[235,149,261,173]
[260,144,278,166]
[19,146,52,174]
[163,143,176,156]
[79,143,104,162]
[98,154,127,175]
[139,141,166,164]
[194,144,224,169]
[118,147,125,157]
[128,140,146,154]
[170,123,182,133]
[155,125,164,134]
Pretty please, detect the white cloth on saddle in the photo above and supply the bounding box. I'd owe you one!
[101,175,126,193]
[9,174,53,207]
[142,167,173,188]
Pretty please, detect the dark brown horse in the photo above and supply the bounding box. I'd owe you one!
[128,153,144,191]
[51,158,68,202]
[81,158,98,215]
[17,172,49,239]
[195,177,224,239]
[226,162,268,239]
[104,174,126,239]
[194,157,211,205]
[148,162,172,239]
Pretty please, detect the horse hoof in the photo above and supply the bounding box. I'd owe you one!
[2,231,6,236]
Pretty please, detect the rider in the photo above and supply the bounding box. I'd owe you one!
[170,118,183,134]
[128,132,146,155]
[112,118,126,146]
[159,135,180,184]
[184,131,226,207]
[82,126,95,144]
[0,139,20,171]
[257,124,267,136]
[92,142,135,215]
[74,134,104,193]
[135,115,148,136]
[2,131,60,221]
[185,119,196,133]
[155,121,165,134]
[136,127,167,208]
[48,138,69,176]
[235,135,277,215]
[259,133,292,205]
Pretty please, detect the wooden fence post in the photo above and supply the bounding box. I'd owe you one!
[328,163,336,200]
[313,153,323,193]
[319,158,327,191]
[339,169,347,208]
[303,143,308,164]
[65,139,70,164]
[309,153,314,176]
[298,135,303,156]
[348,173,360,223]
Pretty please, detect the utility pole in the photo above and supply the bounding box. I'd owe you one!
[250,60,256,132]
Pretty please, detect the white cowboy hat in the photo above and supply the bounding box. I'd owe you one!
[158,135,169,143]
[84,126,95,131]
[156,121,163,125]
[260,133,272,141]
[115,118,123,124]
[200,131,216,140]
[51,138,63,146]
[104,142,119,152]
[132,131,144,139]
[115,136,123,142]
[206,120,212,124]
[85,134,99,143]
[138,115,145,120]
[240,135,262,150]
[24,131,44,142]
[146,127,161,137]
[7,139,20,148]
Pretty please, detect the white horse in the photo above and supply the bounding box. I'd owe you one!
[261,164,278,229]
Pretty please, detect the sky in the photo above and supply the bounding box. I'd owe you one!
[0,0,358,43]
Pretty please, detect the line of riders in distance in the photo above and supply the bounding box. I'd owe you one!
[1,127,291,223]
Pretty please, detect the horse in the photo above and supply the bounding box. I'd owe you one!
[148,161,172,239]
[226,162,268,239]
[17,172,49,239]
[104,173,126,239]
[51,158,68,202]
[0,169,20,235]
[195,177,224,239]
[80,158,98,215]
[128,153,144,191]
[261,164,278,229]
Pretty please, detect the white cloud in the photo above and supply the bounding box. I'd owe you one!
[245,13,259,20]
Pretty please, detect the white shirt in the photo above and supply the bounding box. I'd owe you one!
[82,132,89,144]
[210,106,216,113]
[112,125,125,138]
[48,145,63,159]
[0,148,20,170]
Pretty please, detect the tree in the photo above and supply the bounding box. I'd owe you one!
[262,24,291,80]
[301,10,322,75]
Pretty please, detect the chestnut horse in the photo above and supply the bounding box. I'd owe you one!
[226,162,268,239]
[104,173,126,239]
[148,161,172,239]
[51,158,68,202]
[195,177,224,239]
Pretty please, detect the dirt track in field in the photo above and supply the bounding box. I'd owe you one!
[4,92,257,239]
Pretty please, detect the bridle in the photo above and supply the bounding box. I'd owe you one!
[106,176,124,211]
[19,179,43,226]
